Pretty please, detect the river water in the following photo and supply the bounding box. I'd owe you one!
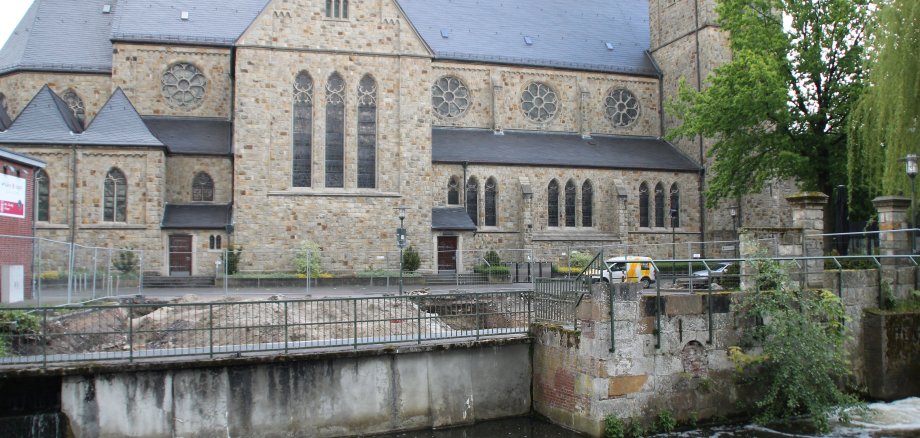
[380,398,920,437]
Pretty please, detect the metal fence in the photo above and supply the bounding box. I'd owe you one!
[0,291,530,367]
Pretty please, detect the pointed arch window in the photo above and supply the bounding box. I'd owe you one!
[292,72,314,187]
[104,168,127,222]
[466,177,479,226]
[548,179,560,227]
[325,72,345,188]
[582,180,593,227]
[61,89,85,128]
[639,182,649,228]
[325,0,348,18]
[447,176,460,205]
[0,93,8,113]
[485,177,497,226]
[654,182,665,228]
[36,169,49,222]
[564,179,577,227]
[670,183,680,228]
[192,172,214,202]
[357,75,377,189]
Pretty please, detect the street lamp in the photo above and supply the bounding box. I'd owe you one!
[396,206,408,295]
[904,154,918,253]
[730,207,738,258]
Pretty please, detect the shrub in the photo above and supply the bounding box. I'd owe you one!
[484,250,501,265]
[112,249,138,274]
[294,241,323,276]
[568,250,594,269]
[655,409,676,434]
[473,265,510,275]
[39,271,60,281]
[603,414,625,438]
[402,246,421,272]
[224,245,243,275]
[720,262,741,289]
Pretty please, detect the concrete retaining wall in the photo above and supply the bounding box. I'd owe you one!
[59,341,532,438]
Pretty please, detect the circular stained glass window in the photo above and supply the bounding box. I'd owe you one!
[521,82,558,123]
[432,76,471,118]
[605,88,640,127]
[162,62,208,109]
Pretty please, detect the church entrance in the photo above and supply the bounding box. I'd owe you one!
[168,235,192,277]
[437,236,458,273]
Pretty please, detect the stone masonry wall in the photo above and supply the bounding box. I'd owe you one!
[164,156,233,204]
[0,72,112,126]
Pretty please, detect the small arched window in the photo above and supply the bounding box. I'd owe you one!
[670,183,680,228]
[548,179,560,227]
[564,179,576,227]
[209,235,222,250]
[447,176,460,205]
[36,169,49,222]
[104,168,127,222]
[582,180,593,227]
[485,177,497,226]
[325,0,348,18]
[639,182,649,228]
[292,71,314,188]
[192,172,214,202]
[325,72,345,188]
[357,74,377,189]
[654,182,665,228]
[466,177,479,226]
[61,89,85,128]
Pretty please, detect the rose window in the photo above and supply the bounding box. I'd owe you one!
[605,88,640,127]
[521,82,558,123]
[432,76,470,118]
[162,62,208,109]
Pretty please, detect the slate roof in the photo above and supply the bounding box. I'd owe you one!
[431,128,700,172]
[0,85,84,145]
[431,207,477,231]
[142,117,232,155]
[0,0,115,75]
[396,0,657,75]
[0,146,45,168]
[111,0,271,46]
[161,204,232,229]
[78,88,164,147]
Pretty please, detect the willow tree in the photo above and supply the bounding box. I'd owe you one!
[849,0,920,222]
[669,0,872,208]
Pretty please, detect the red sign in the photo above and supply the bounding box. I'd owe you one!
[0,173,26,219]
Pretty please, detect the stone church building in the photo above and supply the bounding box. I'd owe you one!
[0,0,790,276]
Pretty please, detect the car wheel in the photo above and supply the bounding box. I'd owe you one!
[602,278,610,284]
[640,277,650,289]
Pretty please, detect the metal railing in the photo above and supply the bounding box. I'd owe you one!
[0,291,530,367]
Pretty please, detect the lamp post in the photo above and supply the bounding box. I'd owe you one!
[730,207,738,258]
[396,206,408,295]
[905,154,918,254]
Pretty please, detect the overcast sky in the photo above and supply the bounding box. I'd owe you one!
[0,0,34,49]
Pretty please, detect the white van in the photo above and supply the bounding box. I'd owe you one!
[590,256,657,288]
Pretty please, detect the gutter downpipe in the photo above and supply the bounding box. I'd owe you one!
[68,143,77,303]
[694,0,707,256]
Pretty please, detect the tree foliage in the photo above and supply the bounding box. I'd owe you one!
[729,256,860,432]
[669,0,871,207]
[849,0,920,221]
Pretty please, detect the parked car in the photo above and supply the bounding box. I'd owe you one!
[589,256,657,288]
[692,262,733,278]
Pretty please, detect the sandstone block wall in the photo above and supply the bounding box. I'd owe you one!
[0,72,112,124]
[165,156,233,204]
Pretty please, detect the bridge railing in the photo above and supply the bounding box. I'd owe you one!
[0,291,531,367]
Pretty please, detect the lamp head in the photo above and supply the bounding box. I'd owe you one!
[397,206,407,220]
[907,154,918,178]
[730,207,737,218]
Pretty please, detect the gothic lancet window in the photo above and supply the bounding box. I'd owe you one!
[61,89,85,128]
[357,75,377,189]
[292,72,314,187]
[639,182,649,228]
[670,183,681,228]
[548,179,560,227]
[104,168,127,222]
[466,177,479,226]
[36,169,49,222]
[192,172,214,202]
[654,182,665,228]
[582,180,593,227]
[447,176,460,205]
[565,179,576,227]
[325,72,345,188]
[485,177,497,226]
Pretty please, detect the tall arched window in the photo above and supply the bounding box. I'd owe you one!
[447,176,460,205]
[325,0,348,18]
[466,177,479,226]
[192,172,214,202]
[670,183,680,228]
[565,179,576,227]
[547,179,560,227]
[104,168,127,222]
[582,180,593,227]
[639,182,649,228]
[654,182,665,228]
[357,75,377,189]
[36,169,49,222]
[485,177,497,226]
[325,72,345,188]
[61,89,85,128]
[292,72,314,187]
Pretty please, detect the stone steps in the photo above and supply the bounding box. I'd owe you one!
[143,276,215,288]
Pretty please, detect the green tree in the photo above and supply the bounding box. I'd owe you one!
[669,0,872,208]
[402,246,421,272]
[849,0,920,222]
[294,241,323,276]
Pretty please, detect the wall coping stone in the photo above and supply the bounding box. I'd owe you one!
[872,196,912,210]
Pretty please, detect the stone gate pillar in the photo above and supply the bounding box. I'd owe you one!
[787,192,828,288]
[872,196,911,265]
